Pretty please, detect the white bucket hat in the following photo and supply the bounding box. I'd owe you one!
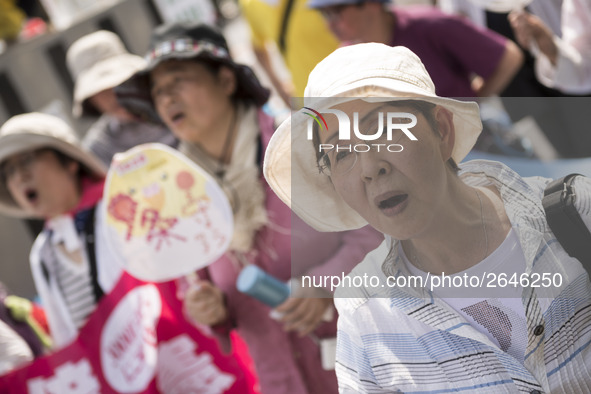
[67,30,146,118]
[0,113,106,218]
[263,44,483,232]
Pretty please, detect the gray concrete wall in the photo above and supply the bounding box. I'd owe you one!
[0,215,35,298]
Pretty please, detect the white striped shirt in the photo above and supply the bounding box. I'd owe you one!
[44,210,98,330]
[52,246,96,329]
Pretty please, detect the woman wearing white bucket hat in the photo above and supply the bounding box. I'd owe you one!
[0,113,123,348]
[66,30,177,166]
[264,43,591,392]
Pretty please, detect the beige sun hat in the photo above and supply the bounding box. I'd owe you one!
[67,30,146,118]
[263,43,483,232]
[0,113,107,218]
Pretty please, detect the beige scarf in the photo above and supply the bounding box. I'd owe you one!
[179,105,267,253]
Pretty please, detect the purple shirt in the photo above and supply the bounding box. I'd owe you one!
[391,6,508,97]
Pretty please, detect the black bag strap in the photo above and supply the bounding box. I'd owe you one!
[83,206,105,303]
[543,174,591,266]
[278,0,296,54]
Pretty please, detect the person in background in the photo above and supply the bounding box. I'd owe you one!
[509,0,591,95]
[0,113,120,348]
[438,0,587,98]
[311,0,523,97]
[263,43,591,392]
[116,22,382,394]
[239,0,339,106]
[66,30,177,167]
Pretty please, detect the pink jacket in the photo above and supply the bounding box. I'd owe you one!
[202,109,383,394]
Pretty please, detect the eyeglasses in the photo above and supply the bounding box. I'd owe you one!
[317,144,358,177]
[1,150,45,181]
[314,105,424,177]
[316,129,410,177]
[151,75,189,102]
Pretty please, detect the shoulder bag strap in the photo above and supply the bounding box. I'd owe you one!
[83,206,105,303]
[543,174,591,266]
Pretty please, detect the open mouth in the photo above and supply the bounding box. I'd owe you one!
[170,112,185,124]
[377,194,408,210]
[25,188,38,204]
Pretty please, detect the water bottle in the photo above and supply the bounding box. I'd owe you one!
[236,265,290,308]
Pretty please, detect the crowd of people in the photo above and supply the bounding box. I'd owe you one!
[0,0,590,392]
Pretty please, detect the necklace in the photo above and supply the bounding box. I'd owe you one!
[409,188,489,272]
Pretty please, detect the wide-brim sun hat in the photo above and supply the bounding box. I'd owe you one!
[114,22,270,124]
[0,113,107,219]
[263,44,483,232]
[67,30,146,118]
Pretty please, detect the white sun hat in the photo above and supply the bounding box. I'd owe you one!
[0,113,106,218]
[263,43,483,232]
[67,30,146,118]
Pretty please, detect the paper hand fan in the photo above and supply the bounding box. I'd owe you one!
[101,143,233,282]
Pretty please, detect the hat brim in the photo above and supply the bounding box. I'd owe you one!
[73,54,146,118]
[263,84,482,232]
[0,134,106,218]
[115,52,270,124]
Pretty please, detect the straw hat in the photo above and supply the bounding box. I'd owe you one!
[263,44,482,232]
[67,30,146,118]
[115,22,270,123]
[0,113,106,218]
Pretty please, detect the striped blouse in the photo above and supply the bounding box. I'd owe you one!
[334,160,591,393]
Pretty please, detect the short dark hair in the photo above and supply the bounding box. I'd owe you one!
[49,148,94,179]
[188,58,253,106]
[1,148,64,184]
[0,148,90,186]
[399,100,460,173]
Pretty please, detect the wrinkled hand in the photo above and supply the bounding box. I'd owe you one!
[184,280,228,326]
[274,286,333,336]
[508,11,558,64]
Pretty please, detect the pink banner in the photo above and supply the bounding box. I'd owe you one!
[0,273,256,394]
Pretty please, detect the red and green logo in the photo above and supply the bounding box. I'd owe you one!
[303,107,328,131]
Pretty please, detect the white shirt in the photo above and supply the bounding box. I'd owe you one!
[403,229,529,364]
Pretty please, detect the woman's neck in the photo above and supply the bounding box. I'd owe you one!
[401,177,511,275]
[195,104,238,164]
